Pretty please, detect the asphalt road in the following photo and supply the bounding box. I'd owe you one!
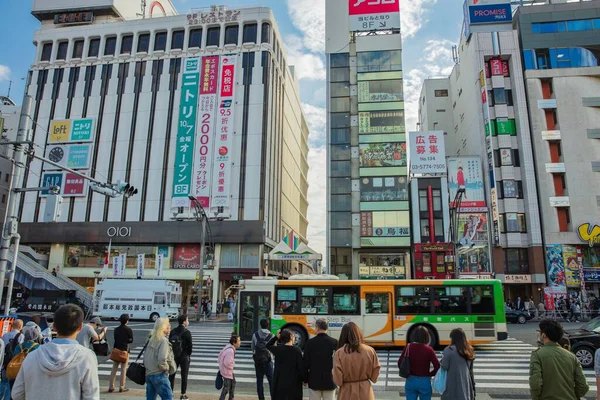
[505,319,585,345]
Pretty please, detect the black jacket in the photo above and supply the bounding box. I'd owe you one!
[113,325,133,352]
[303,333,338,391]
[267,336,304,400]
[170,324,193,357]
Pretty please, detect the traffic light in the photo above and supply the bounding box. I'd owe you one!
[116,180,138,198]
[43,194,63,222]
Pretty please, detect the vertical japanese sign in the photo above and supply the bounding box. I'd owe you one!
[137,254,145,278]
[156,253,164,277]
[172,57,201,208]
[577,247,587,301]
[112,256,120,277]
[408,131,446,175]
[119,253,127,276]
[192,56,220,208]
[210,55,237,212]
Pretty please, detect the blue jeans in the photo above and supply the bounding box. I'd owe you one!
[146,373,173,400]
[405,376,432,400]
[255,361,274,400]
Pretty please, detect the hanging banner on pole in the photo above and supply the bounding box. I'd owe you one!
[210,55,237,212]
[192,55,220,209]
[112,256,120,277]
[156,253,164,277]
[137,254,145,278]
[119,254,127,276]
[103,238,112,277]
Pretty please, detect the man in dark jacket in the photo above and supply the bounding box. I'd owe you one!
[169,315,193,399]
[252,318,274,400]
[303,319,338,400]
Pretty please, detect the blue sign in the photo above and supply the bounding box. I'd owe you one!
[584,269,600,283]
[463,0,471,39]
[41,173,63,195]
[469,4,512,24]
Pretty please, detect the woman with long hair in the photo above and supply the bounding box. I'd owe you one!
[266,329,304,400]
[108,313,133,393]
[333,322,380,400]
[398,326,440,400]
[440,328,475,400]
[144,318,176,400]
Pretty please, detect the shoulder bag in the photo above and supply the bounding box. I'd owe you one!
[398,344,411,378]
[92,340,110,357]
[126,340,149,385]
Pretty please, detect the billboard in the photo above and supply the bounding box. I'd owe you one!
[40,171,88,197]
[349,0,400,32]
[546,244,567,294]
[48,118,94,143]
[173,245,202,270]
[448,157,486,211]
[360,176,408,202]
[359,111,404,134]
[408,131,446,175]
[468,2,512,25]
[457,214,488,246]
[172,57,201,208]
[44,144,92,170]
[360,211,409,238]
[562,245,579,287]
[210,55,237,212]
[192,55,220,209]
[359,142,406,168]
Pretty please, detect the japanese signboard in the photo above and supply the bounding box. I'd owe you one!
[173,245,202,270]
[358,81,403,103]
[577,223,600,247]
[192,56,220,208]
[504,274,531,284]
[210,55,237,212]
[44,144,92,170]
[546,244,567,294]
[359,142,406,168]
[156,253,164,277]
[48,118,94,143]
[112,256,121,277]
[137,254,145,278]
[360,176,408,202]
[360,212,373,237]
[447,157,486,211]
[408,131,446,175]
[187,9,240,25]
[349,0,400,32]
[119,254,127,276]
[172,57,201,208]
[40,171,88,197]
[562,245,579,287]
[358,111,404,134]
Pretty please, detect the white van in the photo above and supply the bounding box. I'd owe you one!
[93,278,182,321]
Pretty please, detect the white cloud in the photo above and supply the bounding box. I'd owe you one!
[287,0,325,53]
[0,65,11,82]
[401,0,439,39]
[302,103,326,146]
[306,146,327,261]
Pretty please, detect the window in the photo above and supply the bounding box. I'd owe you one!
[506,89,514,106]
[240,245,259,268]
[567,19,593,32]
[487,90,494,107]
[300,287,329,314]
[206,27,220,46]
[220,244,239,267]
[493,88,506,105]
[434,89,448,97]
[41,43,53,61]
[365,293,389,314]
[276,288,299,314]
[330,128,350,144]
[5,174,9,183]
[330,97,350,112]
[359,110,404,134]
[470,286,495,314]
[330,178,351,194]
[1,194,5,204]
[72,40,84,59]
[357,50,402,72]
[224,25,239,45]
[261,23,271,44]
[242,23,257,43]
[503,180,518,198]
[505,213,527,233]
[333,287,359,314]
[171,30,184,50]
[56,41,68,60]
[360,176,408,202]
[330,229,352,247]
[330,145,351,161]
[419,190,428,211]
[104,37,116,55]
[154,32,167,51]
[513,149,521,167]
[331,212,351,229]
[558,207,571,232]
[137,33,150,53]
[121,35,133,54]
[88,38,100,57]
[433,286,468,314]
[358,80,403,102]
[330,82,350,97]
[188,29,202,48]
[505,249,529,274]
[331,194,351,211]
[330,68,350,82]
[396,286,431,314]
[331,161,351,177]
[499,148,513,166]
[330,113,350,129]
[499,214,505,234]
[330,53,350,68]
[433,189,442,211]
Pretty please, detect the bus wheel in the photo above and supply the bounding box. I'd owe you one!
[150,312,160,322]
[409,325,438,348]
[287,325,308,349]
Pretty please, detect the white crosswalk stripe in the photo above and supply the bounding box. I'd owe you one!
[96,323,598,393]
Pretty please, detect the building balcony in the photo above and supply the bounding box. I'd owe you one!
[546,163,565,173]
[538,99,557,109]
[541,130,561,141]
[549,196,570,207]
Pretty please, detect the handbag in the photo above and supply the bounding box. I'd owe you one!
[126,340,149,386]
[215,371,224,390]
[93,340,110,357]
[6,344,38,380]
[398,343,411,378]
[432,368,447,394]
[109,347,128,363]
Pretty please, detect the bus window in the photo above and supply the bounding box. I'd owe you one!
[332,286,359,315]
[433,286,469,314]
[396,286,431,314]
[300,287,329,314]
[365,293,389,314]
[470,286,495,314]
[276,288,299,314]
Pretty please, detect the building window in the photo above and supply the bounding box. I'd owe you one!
[154,32,167,51]
[330,113,350,129]
[137,33,150,53]
[88,38,100,57]
[171,30,184,49]
[220,244,240,268]
[433,189,442,211]
[331,212,352,229]
[331,195,351,211]
[72,39,84,59]
[330,82,350,98]
[41,43,53,61]
[330,53,350,68]
[330,178,351,194]
[240,245,259,268]
[567,19,593,32]
[557,207,571,232]
[331,161,351,177]
[5,174,9,183]
[330,98,350,113]
[493,88,506,105]
[358,80,403,102]
[224,25,239,45]
[506,90,514,106]
[261,23,271,44]
[505,248,529,274]
[434,89,448,97]
[206,27,220,47]
[331,145,351,161]
[189,28,202,48]
[329,68,350,82]
[357,50,401,72]
[242,23,257,43]
[505,213,527,233]
[120,35,133,54]
[56,41,68,60]
[330,128,350,144]
[330,230,352,247]
[104,36,116,56]
[503,180,518,198]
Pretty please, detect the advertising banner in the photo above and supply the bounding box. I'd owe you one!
[119,254,127,276]
[112,256,120,277]
[447,157,486,211]
[359,142,406,168]
[360,176,408,202]
[408,131,446,175]
[358,111,404,134]
[457,214,488,246]
[562,245,579,287]
[172,57,201,208]
[358,81,403,103]
[360,211,409,237]
[349,0,400,32]
[546,244,567,294]
[48,118,94,143]
[543,287,555,311]
[210,55,237,212]
[192,55,220,208]
[173,245,202,270]
[156,253,164,277]
[44,144,92,170]
[40,171,88,197]
[468,2,512,25]
[137,254,145,278]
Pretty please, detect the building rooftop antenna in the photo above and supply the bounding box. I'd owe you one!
[137,0,147,19]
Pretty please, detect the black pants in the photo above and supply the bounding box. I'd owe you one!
[169,355,191,394]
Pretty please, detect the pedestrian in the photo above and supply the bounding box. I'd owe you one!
[398,326,440,400]
[303,319,338,400]
[529,319,589,400]
[169,315,192,400]
[51,268,57,277]
[252,318,274,400]
[218,335,241,400]
[8,325,42,393]
[516,297,523,311]
[573,302,582,322]
[11,304,100,400]
[595,347,600,398]
[537,300,545,320]
[266,329,304,400]
[108,313,133,393]
[333,321,380,400]
[76,316,107,349]
[145,317,176,400]
[440,328,475,400]
[1,319,23,346]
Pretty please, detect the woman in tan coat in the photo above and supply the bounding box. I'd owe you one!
[333,322,381,400]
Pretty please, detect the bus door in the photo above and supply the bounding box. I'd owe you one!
[239,291,271,343]
[362,286,394,344]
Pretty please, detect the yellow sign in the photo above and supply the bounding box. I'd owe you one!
[578,223,600,247]
[49,120,71,143]
[479,70,485,88]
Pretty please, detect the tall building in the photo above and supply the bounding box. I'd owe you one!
[515,1,600,297]
[0,97,20,230]
[15,0,311,309]
[418,78,456,157]
[326,0,409,279]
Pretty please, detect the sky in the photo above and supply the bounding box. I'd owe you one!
[0,0,466,260]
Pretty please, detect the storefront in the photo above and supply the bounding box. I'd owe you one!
[502,274,533,303]
[413,244,455,279]
[359,252,410,279]
[456,213,491,274]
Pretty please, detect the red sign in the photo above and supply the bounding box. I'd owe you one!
[200,56,219,95]
[360,212,373,237]
[482,90,487,104]
[220,64,235,96]
[544,287,555,311]
[63,173,86,195]
[502,61,510,77]
[173,245,202,270]
[490,58,503,76]
[348,0,400,15]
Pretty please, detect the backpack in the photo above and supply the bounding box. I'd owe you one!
[169,329,184,359]
[3,332,22,369]
[252,332,272,366]
[6,343,38,380]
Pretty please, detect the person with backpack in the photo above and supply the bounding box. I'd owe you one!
[7,325,42,392]
[303,319,338,400]
[252,319,274,400]
[1,319,23,398]
[169,315,193,400]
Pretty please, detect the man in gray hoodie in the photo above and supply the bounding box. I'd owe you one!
[252,318,274,400]
[12,304,100,400]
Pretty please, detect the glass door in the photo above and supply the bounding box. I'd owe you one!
[362,287,394,344]
[239,292,272,342]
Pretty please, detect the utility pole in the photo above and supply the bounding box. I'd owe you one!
[189,196,207,321]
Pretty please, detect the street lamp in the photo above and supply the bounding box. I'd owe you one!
[188,195,208,321]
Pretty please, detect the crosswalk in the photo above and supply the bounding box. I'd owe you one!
[96,323,598,394]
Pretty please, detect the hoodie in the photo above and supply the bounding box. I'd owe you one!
[12,340,100,400]
[251,329,274,352]
[218,344,236,379]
